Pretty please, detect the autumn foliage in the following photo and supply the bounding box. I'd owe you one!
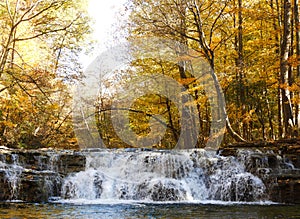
[97,0,300,148]
[2,0,300,149]
[0,0,91,148]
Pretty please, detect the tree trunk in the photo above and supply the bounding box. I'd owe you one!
[280,0,293,137]
[294,0,300,133]
[189,1,247,143]
[271,0,284,138]
[236,0,247,139]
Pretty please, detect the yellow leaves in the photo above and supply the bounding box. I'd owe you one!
[0,0,91,148]
[289,83,300,92]
[17,38,51,68]
[279,83,300,93]
[1,120,16,128]
[288,55,300,68]
[0,84,10,100]
[0,67,75,148]
[242,109,256,124]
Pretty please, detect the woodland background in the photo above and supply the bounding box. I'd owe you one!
[0,0,91,148]
[1,0,300,149]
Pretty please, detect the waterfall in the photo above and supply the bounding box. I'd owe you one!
[0,154,23,200]
[60,149,267,203]
[1,147,298,203]
[0,148,76,202]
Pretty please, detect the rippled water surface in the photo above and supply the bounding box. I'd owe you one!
[1,202,300,219]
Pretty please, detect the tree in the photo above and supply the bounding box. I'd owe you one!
[279,0,293,137]
[94,0,300,148]
[294,0,300,130]
[0,0,91,148]
[125,0,246,142]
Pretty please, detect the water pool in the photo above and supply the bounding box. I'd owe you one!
[1,202,300,219]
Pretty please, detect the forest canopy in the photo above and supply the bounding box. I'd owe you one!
[96,0,300,149]
[0,0,91,148]
[1,0,300,149]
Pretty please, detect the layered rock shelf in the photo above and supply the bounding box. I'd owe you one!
[219,139,300,204]
[0,139,300,203]
[0,148,85,202]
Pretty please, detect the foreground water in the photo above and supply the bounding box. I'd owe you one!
[1,202,300,219]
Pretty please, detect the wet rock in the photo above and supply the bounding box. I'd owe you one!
[0,149,85,203]
[284,154,300,169]
[219,141,300,204]
[0,171,11,200]
[135,180,187,201]
[59,180,75,199]
[0,169,62,202]
[57,153,86,175]
[18,171,61,203]
[270,175,300,204]
[119,185,129,199]
[151,181,186,201]
[94,173,103,199]
[1,144,300,204]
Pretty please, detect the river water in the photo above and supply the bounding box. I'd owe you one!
[1,201,300,218]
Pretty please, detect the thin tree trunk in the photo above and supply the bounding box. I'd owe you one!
[280,0,293,137]
[237,0,247,139]
[294,0,300,134]
[189,1,246,143]
[270,0,284,138]
[177,6,198,148]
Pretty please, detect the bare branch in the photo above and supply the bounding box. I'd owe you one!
[17,1,58,24]
[14,14,80,42]
[5,0,14,23]
[96,107,180,136]
[209,2,229,45]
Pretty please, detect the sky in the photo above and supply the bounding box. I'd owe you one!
[81,0,127,68]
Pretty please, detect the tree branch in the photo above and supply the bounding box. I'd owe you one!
[98,107,180,136]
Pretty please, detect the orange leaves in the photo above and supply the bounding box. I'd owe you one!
[177,77,196,86]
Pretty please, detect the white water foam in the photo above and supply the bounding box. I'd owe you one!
[53,198,277,206]
[59,149,267,204]
[0,151,63,201]
[0,154,23,199]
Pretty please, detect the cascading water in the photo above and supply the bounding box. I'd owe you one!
[0,154,23,200]
[60,149,267,203]
[0,148,76,202]
[1,147,298,204]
